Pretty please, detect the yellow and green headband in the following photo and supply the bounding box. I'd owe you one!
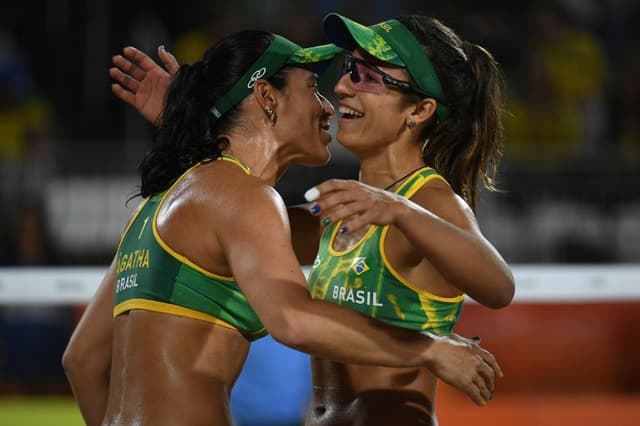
[210,35,341,121]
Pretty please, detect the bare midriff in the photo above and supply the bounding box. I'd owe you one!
[306,357,438,426]
[103,310,250,426]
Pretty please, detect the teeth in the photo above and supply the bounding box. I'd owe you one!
[339,106,364,118]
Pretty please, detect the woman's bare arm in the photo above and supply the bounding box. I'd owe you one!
[216,183,499,405]
[304,179,515,308]
[62,255,117,426]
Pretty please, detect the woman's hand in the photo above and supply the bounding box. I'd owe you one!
[423,332,502,406]
[305,179,410,234]
[109,45,179,124]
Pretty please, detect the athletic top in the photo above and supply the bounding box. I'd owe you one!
[113,155,267,340]
[307,168,464,335]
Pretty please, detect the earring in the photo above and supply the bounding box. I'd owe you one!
[265,106,277,124]
[421,138,431,153]
[407,120,416,129]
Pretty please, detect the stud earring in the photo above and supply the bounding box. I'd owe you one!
[407,120,416,129]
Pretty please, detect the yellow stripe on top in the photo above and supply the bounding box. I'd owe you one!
[113,297,268,339]
[114,298,240,331]
[219,154,251,175]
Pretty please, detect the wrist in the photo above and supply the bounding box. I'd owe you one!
[392,196,415,227]
[420,331,441,368]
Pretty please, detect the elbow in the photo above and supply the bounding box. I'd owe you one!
[62,345,83,380]
[485,272,515,309]
[62,344,108,383]
[268,318,310,351]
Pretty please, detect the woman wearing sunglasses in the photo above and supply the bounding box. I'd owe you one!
[300,13,514,425]
[103,13,514,425]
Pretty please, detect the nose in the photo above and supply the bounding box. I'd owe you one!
[334,72,355,98]
[318,92,335,118]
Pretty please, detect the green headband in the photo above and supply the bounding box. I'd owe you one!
[210,35,341,121]
[323,13,449,120]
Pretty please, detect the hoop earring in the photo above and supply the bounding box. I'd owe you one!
[407,120,416,129]
[421,138,431,154]
[265,106,277,124]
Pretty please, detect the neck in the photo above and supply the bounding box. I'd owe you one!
[358,141,425,189]
[224,129,289,186]
[223,115,290,186]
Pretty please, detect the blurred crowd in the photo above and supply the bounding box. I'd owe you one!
[0,0,639,265]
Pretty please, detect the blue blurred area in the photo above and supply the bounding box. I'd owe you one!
[231,335,311,426]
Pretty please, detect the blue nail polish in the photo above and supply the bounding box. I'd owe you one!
[339,226,348,234]
[310,204,321,214]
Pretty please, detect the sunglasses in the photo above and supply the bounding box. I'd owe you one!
[341,54,430,97]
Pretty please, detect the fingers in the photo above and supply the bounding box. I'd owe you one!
[111,83,136,106]
[476,357,495,395]
[109,66,140,94]
[122,46,161,75]
[308,194,369,234]
[305,179,352,202]
[158,45,180,75]
[465,358,494,406]
[114,50,147,82]
[476,345,503,379]
[466,380,488,406]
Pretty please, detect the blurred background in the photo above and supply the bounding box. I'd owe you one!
[0,0,638,425]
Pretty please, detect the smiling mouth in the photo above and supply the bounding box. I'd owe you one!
[339,105,364,119]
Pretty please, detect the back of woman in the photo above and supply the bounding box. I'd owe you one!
[95,30,340,425]
[104,161,256,425]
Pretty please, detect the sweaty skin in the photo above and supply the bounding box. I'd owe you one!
[69,44,510,426]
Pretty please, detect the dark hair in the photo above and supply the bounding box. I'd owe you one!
[396,15,505,211]
[137,30,289,198]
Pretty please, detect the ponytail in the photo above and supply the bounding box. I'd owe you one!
[459,41,505,206]
[397,15,506,211]
[138,61,221,198]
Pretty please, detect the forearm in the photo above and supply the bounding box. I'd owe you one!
[270,286,436,367]
[395,201,514,307]
[65,369,110,426]
[63,256,117,424]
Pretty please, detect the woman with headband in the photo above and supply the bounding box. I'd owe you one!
[63,29,502,426]
[299,14,515,425]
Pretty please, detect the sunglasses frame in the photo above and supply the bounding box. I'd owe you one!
[342,54,433,99]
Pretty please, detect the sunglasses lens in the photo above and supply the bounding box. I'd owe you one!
[342,56,360,83]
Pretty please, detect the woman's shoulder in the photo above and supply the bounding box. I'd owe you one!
[410,178,476,228]
[186,163,286,218]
